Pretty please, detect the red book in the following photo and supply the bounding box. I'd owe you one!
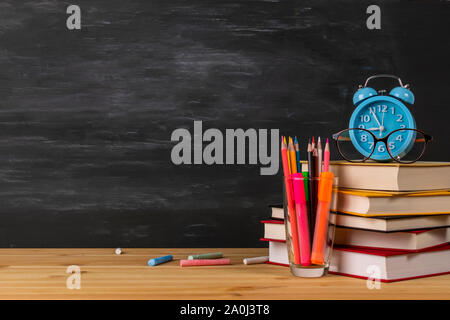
[260,238,450,282]
[260,238,289,266]
[261,219,285,241]
[329,244,450,282]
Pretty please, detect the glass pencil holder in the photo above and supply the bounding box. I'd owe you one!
[283,173,338,278]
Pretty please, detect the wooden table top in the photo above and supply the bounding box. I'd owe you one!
[0,248,448,300]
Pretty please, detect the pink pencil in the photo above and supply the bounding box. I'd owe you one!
[323,138,330,172]
[180,258,231,267]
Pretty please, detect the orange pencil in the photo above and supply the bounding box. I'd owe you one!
[323,138,330,172]
[288,137,298,174]
[311,171,335,265]
[281,137,301,264]
[281,136,290,175]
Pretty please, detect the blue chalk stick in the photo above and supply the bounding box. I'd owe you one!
[148,254,173,266]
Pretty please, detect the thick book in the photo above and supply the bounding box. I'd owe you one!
[263,218,450,250]
[329,244,450,282]
[301,161,450,191]
[334,227,450,251]
[336,189,450,217]
[260,238,289,266]
[261,220,285,241]
[332,212,450,232]
[269,204,283,220]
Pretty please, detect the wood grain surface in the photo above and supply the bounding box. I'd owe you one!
[0,248,448,299]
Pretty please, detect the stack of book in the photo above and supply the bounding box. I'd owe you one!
[261,161,450,282]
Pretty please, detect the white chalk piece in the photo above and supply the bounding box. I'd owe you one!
[243,256,269,265]
[115,248,122,255]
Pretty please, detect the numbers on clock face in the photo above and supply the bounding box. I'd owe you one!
[352,101,413,158]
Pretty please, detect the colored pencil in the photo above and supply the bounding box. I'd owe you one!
[294,136,301,171]
[307,140,315,244]
[281,136,290,176]
[288,137,298,174]
[323,138,330,172]
[281,137,301,264]
[317,137,323,176]
[284,136,291,174]
[302,171,309,203]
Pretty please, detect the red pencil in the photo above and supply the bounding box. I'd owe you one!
[281,137,301,264]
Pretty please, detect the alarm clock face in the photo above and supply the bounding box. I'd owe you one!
[349,96,416,161]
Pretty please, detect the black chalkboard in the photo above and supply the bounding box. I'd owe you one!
[0,0,448,247]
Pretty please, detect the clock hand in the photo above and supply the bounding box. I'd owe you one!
[370,109,382,128]
[367,127,381,130]
[380,112,385,137]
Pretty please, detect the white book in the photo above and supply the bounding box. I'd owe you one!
[268,241,288,266]
[262,220,285,241]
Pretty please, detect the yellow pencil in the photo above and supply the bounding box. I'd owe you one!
[285,136,292,174]
[288,137,298,174]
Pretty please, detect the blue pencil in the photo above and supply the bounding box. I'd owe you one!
[294,136,301,171]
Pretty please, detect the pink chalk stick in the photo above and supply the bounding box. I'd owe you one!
[180,258,231,267]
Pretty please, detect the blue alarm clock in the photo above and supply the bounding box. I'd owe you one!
[349,74,416,161]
